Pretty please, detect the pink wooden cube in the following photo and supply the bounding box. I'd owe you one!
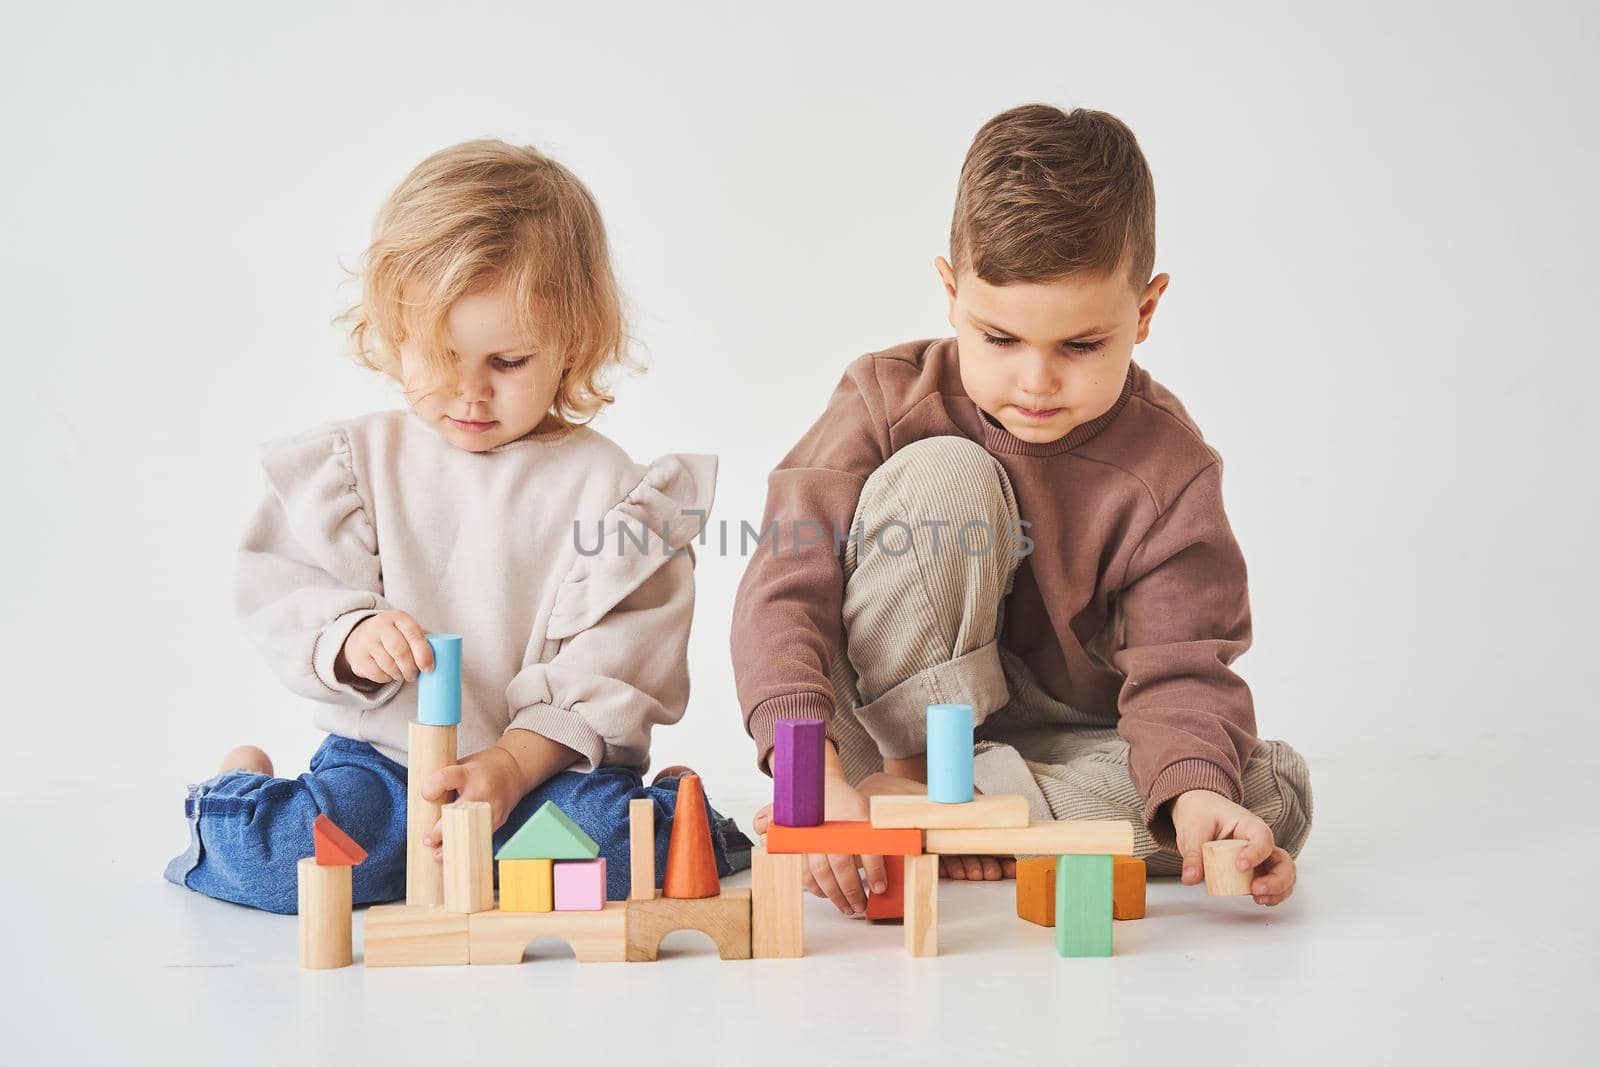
[553,858,607,911]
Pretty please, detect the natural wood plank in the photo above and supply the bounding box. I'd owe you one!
[921,820,1133,857]
[442,800,493,914]
[629,798,656,901]
[750,845,804,958]
[869,794,1028,830]
[363,904,469,967]
[903,854,938,957]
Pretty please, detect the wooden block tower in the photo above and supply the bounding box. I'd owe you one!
[406,632,460,907]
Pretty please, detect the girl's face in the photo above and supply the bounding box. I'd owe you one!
[398,280,566,453]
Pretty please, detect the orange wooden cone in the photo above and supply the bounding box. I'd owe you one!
[662,774,721,898]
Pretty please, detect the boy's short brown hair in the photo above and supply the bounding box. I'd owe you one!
[950,104,1156,291]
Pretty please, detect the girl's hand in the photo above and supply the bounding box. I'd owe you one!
[336,610,435,684]
[1171,788,1296,905]
[418,746,526,861]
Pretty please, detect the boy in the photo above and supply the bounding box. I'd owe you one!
[732,104,1311,916]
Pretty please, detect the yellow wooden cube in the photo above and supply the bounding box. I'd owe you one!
[498,858,553,912]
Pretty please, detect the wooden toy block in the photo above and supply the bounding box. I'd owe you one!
[772,718,825,826]
[1017,854,1144,925]
[866,854,905,921]
[922,820,1134,857]
[406,720,457,907]
[442,800,494,914]
[297,857,352,969]
[903,854,938,957]
[869,793,1029,830]
[624,889,752,961]
[554,858,607,911]
[1055,854,1113,957]
[663,773,721,898]
[468,903,628,964]
[417,632,462,726]
[927,703,975,803]
[363,904,469,967]
[497,800,599,861]
[764,821,923,856]
[498,858,554,913]
[1202,840,1253,896]
[1015,855,1055,927]
[750,844,804,959]
[312,813,368,866]
[629,797,655,901]
[1114,855,1146,920]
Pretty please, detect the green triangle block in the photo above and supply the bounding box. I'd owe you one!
[495,800,600,861]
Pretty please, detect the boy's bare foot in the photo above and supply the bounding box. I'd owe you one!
[940,855,1017,880]
[219,745,273,776]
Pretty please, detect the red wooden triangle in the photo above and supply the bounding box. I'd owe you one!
[313,813,368,866]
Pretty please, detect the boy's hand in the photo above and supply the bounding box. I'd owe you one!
[753,776,888,917]
[861,771,1015,881]
[1171,788,1297,906]
[418,746,525,861]
[335,610,435,685]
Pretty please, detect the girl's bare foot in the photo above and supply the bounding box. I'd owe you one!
[219,745,273,776]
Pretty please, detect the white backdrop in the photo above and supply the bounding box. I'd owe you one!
[2,1,1594,808]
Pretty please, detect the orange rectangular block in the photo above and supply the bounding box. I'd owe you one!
[1017,854,1146,926]
[1113,855,1146,920]
[765,821,922,857]
[865,855,905,921]
[1015,856,1054,926]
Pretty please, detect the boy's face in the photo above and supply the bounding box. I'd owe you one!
[937,257,1170,446]
[398,279,566,453]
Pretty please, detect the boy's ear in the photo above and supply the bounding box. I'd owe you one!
[1135,272,1172,344]
[934,256,959,325]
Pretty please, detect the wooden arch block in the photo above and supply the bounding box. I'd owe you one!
[624,890,751,961]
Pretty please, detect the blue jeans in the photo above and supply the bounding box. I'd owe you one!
[164,735,753,915]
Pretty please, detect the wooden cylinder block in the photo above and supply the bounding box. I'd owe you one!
[297,857,352,969]
[1202,839,1254,896]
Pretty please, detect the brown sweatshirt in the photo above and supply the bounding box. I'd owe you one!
[731,337,1259,843]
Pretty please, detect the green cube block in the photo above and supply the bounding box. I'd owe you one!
[1055,854,1113,957]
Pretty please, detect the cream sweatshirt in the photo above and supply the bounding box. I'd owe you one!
[235,409,717,772]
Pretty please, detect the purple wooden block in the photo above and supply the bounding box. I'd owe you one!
[773,718,825,827]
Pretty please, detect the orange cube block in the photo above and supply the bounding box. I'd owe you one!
[1016,854,1145,925]
[1113,855,1146,920]
[1015,856,1054,926]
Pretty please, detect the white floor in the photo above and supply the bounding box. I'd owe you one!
[6,741,1594,1066]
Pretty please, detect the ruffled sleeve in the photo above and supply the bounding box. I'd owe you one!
[546,452,718,640]
[234,423,402,709]
[505,452,718,772]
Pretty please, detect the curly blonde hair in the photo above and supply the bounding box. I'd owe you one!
[337,139,636,426]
